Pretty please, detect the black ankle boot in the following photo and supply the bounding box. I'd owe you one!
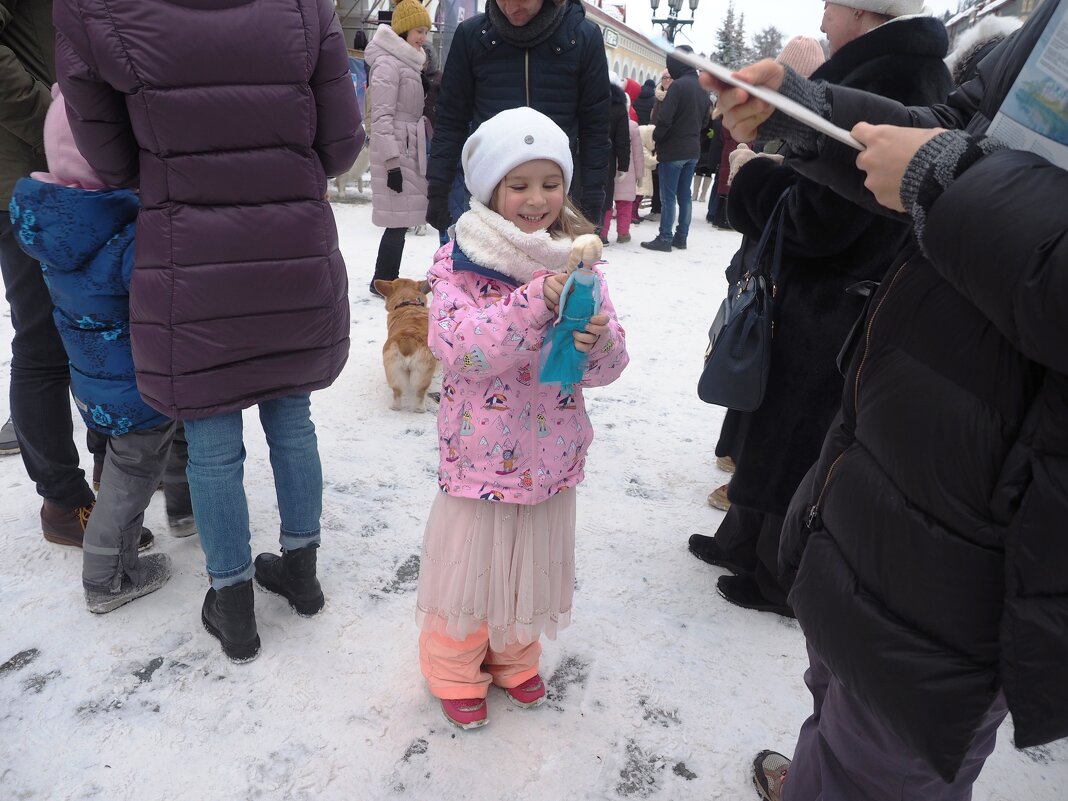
[202,580,260,662]
[254,545,325,616]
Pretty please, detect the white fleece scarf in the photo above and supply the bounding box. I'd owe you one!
[453,199,571,285]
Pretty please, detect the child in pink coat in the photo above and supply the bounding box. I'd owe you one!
[602,116,645,243]
[416,107,629,729]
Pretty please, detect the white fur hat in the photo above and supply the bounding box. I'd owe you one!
[828,0,924,16]
[461,107,573,205]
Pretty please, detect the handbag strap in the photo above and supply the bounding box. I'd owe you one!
[744,186,793,289]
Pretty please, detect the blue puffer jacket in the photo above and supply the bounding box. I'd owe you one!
[9,177,168,435]
[427,0,610,222]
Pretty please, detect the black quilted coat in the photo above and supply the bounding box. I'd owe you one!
[426,0,610,222]
[781,0,1068,781]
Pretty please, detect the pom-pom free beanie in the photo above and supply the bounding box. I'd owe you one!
[775,36,826,79]
[30,84,105,190]
[391,0,431,35]
[828,0,924,17]
[461,107,573,205]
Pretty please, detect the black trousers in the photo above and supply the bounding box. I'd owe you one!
[712,503,789,607]
[373,226,407,282]
[0,215,94,507]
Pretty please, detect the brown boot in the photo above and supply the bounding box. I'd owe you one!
[40,501,155,551]
[41,501,94,547]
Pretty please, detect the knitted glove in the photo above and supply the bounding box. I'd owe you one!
[387,167,403,193]
[426,180,452,232]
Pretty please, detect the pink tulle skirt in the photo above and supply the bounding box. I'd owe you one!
[416,491,576,652]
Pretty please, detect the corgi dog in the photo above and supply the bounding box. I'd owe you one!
[374,278,436,412]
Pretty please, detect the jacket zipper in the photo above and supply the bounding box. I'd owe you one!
[525,51,530,106]
[807,259,911,531]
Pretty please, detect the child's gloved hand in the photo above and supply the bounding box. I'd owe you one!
[566,234,603,273]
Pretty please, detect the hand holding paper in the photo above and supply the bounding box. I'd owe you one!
[670,49,863,151]
[853,123,946,212]
[710,60,786,144]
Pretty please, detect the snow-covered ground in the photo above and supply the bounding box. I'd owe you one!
[1,194,1064,801]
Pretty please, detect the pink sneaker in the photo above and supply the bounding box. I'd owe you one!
[440,697,488,729]
[505,674,546,708]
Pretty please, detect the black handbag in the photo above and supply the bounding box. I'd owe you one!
[697,188,791,411]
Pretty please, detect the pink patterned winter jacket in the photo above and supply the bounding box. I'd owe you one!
[427,201,629,504]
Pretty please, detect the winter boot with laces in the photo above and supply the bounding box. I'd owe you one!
[202,579,260,663]
[254,544,325,616]
[41,501,154,550]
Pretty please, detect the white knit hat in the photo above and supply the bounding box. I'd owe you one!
[461,107,573,205]
[828,0,924,16]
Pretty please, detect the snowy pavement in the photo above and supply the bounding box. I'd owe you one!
[1,196,1064,800]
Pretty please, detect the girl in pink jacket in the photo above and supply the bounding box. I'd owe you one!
[416,107,629,730]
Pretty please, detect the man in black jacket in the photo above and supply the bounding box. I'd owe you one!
[1,0,98,545]
[424,0,610,230]
[716,1,1068,799]
[641,46,709,252]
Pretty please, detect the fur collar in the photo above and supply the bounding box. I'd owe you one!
[453,199,571,284]
[366,24,426,72]
[812,15,948,85]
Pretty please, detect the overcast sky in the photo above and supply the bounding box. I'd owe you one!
[621,0,960,49]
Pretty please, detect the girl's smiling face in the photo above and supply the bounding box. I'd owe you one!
[493,159,566,234]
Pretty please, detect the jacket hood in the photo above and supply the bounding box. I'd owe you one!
[666,47,697,80]
[10,178,139,274]
[365,23,426,72]
[640,79,655,92]
[812,15,948,83]
[610,83,627,106]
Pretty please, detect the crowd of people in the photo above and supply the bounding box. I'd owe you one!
[1,0,1065,799]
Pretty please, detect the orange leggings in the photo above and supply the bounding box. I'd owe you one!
[418,624,541,700]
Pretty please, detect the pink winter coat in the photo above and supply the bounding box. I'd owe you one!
[366,24,428,228]
[613,120,644,202]
[427,207,629,505]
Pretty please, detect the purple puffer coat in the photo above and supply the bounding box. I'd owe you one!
[365,24,428,228]
[54,0,363,419]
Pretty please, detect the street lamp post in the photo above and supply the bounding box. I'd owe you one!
[650,0,700,44]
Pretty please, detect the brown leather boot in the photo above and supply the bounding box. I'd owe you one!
[41,501,94,547]
[40,501,155,550]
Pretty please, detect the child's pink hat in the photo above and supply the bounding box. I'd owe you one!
[30,84,106,190]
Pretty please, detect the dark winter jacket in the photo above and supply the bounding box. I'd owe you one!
[53,0,363,420]
[426,0,610,222]
[779,0,1068,780]
[721,14,952,518]
[0,0,53,204]
[10,178,167,435]
[607,84,631,177]
[652,52,710,163]
[632,79,655,125]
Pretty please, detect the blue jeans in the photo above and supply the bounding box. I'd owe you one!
[185,394,323,589]
[657,159,698,241]
[706,189,720,222]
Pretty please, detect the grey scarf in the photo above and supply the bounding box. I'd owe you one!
[486,0,568,50]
